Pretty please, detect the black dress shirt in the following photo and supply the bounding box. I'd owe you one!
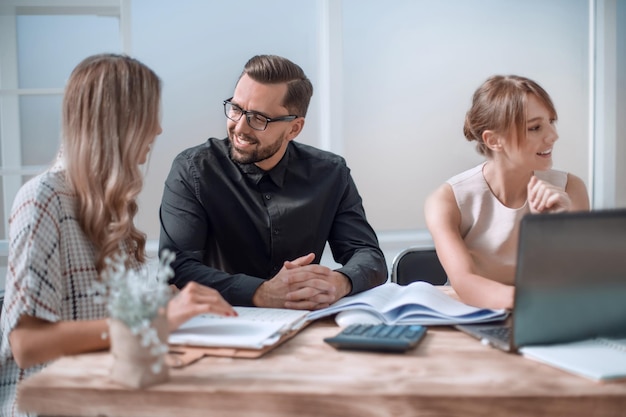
[159,137,387,306]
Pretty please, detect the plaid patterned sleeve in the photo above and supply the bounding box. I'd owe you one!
[1,166,103,362]
[1,158,123,417]
[5,175,65,328]
[1,168,105,416]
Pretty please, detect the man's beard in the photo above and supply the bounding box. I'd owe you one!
[228,132,285,165]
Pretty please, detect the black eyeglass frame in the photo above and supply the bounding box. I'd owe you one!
[223,98,299,131]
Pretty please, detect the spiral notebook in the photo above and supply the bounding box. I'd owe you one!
[520,338,626,382]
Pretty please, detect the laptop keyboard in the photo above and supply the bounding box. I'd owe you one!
[480,326,512,342]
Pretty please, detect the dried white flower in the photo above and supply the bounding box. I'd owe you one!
[93,249,175,373]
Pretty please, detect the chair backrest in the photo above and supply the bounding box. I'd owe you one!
[391,247,448,286]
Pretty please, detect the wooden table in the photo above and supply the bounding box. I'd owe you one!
[18,315,626,417]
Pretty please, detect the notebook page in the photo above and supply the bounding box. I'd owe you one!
[169,307,310,349]
[520,338,626,381]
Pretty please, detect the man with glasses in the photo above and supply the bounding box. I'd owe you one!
[159,55,386,310]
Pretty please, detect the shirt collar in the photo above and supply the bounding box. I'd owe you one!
[235,142,290,188]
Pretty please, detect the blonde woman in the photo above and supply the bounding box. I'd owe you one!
[0,54,235,416]
[425,75,589,311]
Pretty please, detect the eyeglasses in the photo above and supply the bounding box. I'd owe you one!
[223,98,299,131]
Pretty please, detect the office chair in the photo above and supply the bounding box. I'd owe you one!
[391,247,448,286]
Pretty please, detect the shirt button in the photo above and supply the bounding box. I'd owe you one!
[273,229,279,235]
[265,194,271,200]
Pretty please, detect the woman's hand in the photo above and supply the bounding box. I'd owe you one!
[166,281,237,331]
[527,175,571,213]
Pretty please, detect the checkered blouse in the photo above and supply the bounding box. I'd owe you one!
[0,160,130,416]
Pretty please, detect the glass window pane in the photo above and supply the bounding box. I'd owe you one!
[17,15,121,89]
[19,95,62,166]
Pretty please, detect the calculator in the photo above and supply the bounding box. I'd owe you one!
[323,324,427,353]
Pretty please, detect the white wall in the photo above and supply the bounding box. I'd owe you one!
[130,0,591,241]
[341,0,589,231]
[131,0,321,240]
[2,0,625,290]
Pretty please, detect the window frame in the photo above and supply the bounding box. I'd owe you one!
[0,0,129,247]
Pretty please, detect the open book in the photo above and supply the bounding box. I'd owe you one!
[307,281,508,325]
[520,338,626,382]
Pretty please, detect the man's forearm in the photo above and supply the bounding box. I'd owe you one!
[336,249,388,295]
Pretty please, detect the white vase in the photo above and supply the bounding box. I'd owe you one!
[109,313,169,388]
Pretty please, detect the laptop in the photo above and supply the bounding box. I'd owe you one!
[456,208,626,352]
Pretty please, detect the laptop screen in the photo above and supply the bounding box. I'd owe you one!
[512,209,626,348]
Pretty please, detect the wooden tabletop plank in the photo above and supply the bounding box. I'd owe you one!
[18,318,626,417]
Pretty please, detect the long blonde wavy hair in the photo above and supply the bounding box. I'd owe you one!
[62,54,161,273]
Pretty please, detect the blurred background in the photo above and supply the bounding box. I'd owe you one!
[1,0,624,288]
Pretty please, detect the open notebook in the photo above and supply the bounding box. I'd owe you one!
[167,307,311,365]
[169,307,309,350]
